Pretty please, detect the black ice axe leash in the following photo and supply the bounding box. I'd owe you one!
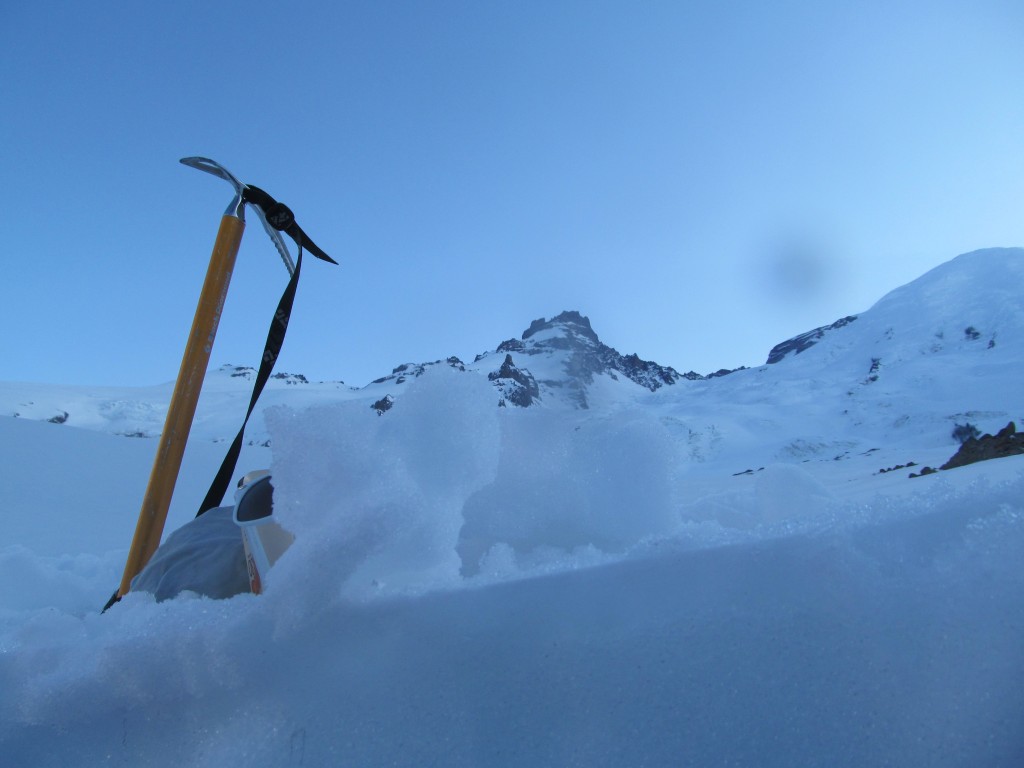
[194,176,337,518]
[103,158,336,612]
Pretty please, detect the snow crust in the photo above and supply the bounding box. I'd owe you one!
[2,249,1023,765]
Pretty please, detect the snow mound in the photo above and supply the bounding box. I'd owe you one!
[266,366,501,601]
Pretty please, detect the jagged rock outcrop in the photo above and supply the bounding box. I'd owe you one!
[707,367,747,379]
[371,394,395,415]
[371,357,466,386]
[940,422,1024,470]
[227,365,310,385]
[766,316,858,364]
[910,422,1024,477]
[488,354,540,407]
[522,311,601,346]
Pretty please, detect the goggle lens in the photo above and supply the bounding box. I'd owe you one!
[235,476,274,524]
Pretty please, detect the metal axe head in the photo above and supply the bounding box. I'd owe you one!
[180,157,296,275]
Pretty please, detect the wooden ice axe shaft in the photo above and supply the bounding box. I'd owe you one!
[115,196,245,600]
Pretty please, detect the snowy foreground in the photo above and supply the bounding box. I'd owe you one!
[2,249,1024,765]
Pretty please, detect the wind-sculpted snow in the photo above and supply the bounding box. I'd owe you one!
[263,368,692,599]
[459,407,680,573]
[2,449,1023,766]
[266,366,501,600]
[267,368,837,594]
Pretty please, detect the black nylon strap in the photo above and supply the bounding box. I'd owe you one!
[244,185,338,264]
[195,183,336,515]
[196,245,303,515]
[195,184,335,515]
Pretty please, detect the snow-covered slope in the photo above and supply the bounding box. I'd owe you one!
[1,248,1023,766]
[0,365,358,442]
[776,249,1023,455]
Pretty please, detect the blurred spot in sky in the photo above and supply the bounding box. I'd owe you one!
[749,228,848,313]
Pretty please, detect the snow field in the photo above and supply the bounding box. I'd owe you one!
[2,454,1022,766]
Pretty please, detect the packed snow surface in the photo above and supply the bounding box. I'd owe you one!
[1,249,1023,765]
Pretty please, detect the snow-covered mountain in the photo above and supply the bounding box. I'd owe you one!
[768,247,1020,370]
[358,309,710,411]
[754,247,1023,453]
[7,248,1021,438]
[2,248,1023,766]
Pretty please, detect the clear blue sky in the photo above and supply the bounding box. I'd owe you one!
[3,1,1023,387]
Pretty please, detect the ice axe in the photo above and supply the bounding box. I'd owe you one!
[103,158,336,611]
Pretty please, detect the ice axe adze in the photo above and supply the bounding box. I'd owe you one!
[103,158,336,612]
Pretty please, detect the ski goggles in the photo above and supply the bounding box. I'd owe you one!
[235,470,274,523]
[233,471,294,594]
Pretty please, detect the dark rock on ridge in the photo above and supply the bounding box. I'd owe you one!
[523,310,601,345]
[488,354,540,407]
[940,421,1024,470]
[911,422,1024,477]
[228,365,310,385]
[767,316,858,364]
[372,357,466,386]
[372,395,394,415]
[707,367,747,379]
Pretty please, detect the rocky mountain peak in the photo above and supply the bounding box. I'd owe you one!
[488,310,685,409]
[522,311,600,345]
[487,354,540,407]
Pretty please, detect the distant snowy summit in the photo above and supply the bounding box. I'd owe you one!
[368,310,729,410]
[765,247,1024,369]
[483,310,691,408]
